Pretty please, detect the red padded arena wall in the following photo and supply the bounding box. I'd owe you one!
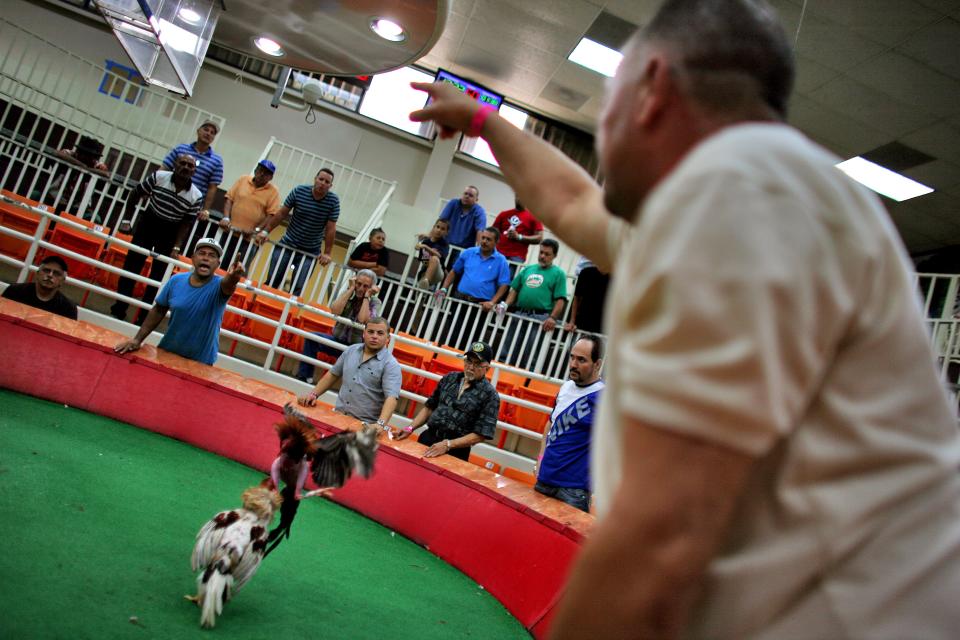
[0,306,590,637]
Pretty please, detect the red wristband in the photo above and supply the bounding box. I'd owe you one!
[466,105,495,138]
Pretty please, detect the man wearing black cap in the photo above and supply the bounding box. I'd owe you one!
[213,159,281,265]
[394,340,500,461]
[114,238,244,365]
[2,255,77,320]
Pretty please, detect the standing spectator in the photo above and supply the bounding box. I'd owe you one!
[347,227,389,277]
[491,199,543,266]
[394,340,499,461]
[411,1,960,637]
[534,337,604,512]
[256,168,339,296]
[163,120,223,213]
[296,269,381,383]
[501,239,567,367]
[564,257,610,336]
[2,255,77,320]
[414,218,450,289]
[439,184,485,255]
[297,317,401,429]
[437,227,510,348]
[438,227,510,308]
[211,160,280,266]
[109,154,202,323]
[114,238,244,365]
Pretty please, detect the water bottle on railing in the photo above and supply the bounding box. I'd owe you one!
[494,301,507,323]
[433,286,448,306]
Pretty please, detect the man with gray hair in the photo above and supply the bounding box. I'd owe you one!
[410,0,960,638]
[296,268,382,383]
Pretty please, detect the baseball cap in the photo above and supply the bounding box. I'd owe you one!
[194,237,223,259]
[257,159,276,174]
[198,120,220,134]
[464,340,493,363]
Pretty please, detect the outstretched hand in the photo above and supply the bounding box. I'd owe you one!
[409,82,482,139]
[227,260,245,278]
[114,338,141,354]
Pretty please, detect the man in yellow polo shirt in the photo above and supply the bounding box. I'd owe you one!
[218,159,281,264]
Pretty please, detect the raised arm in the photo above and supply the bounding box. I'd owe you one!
[411,83,615,272]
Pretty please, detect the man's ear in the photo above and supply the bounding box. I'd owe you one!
[636,55,673,129]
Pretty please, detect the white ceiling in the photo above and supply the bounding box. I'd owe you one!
[413,0,960,256]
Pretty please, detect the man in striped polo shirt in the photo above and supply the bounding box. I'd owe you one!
[110,153,203,322]
[162,120,223,213]
[256,168,340,296]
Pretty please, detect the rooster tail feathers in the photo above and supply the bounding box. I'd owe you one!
[199,569,233,628]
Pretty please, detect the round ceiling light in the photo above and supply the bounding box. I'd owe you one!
[177,8,202,24]
[254,36,284,57]
[370,18,406,42]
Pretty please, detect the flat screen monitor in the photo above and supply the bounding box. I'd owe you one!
[435,69,503,109]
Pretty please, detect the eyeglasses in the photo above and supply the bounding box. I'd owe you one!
[463,359,487,369]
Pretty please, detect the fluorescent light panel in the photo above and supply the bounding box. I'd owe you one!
[836,157,934,202]
[568,38,622,77]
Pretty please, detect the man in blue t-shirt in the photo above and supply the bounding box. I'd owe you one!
[256,168,340,296]
[535,336,605,512]
[114,238,245,365]
[438,184,486,252]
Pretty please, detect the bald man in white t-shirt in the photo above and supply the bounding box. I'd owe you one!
[409,1,960,638]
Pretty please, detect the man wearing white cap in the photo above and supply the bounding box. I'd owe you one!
[114,238,244,365]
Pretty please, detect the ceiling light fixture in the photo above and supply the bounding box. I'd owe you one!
[177,8,202,24]
[254,36,284,57]
[835,157,934,202]
[568,37,623,77]
[370,18,406,42]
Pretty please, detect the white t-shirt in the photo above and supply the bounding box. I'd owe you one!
[595,123,960,639]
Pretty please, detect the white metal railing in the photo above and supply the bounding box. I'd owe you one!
[0,18,225,201]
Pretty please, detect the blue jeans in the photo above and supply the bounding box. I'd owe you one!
[534,481,591,512]
[297,332,348,379]
[267,244,314,296]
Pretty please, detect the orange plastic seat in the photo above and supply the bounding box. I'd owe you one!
[0,198,45,260]
[288,304,336,353]
[242,292,297,347]
[468,454,501,474]
[501,467,536,485]
[38,221,107,281]
[526,378,561,397]
[392,345,426,396]
[222,288,253,333]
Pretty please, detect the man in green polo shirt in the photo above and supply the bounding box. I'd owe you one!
[501,238,567,369]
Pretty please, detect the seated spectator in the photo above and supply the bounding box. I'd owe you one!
[534,337,604,512]
[113,238,244,365]
[109,154,203,323]
[55,136,110,177]
[348,227,389,277]
[297,317,401,429]
[296,269,381,383]
[207,159,280,266]
[2,255,77,320]
[414,218,450,289]
[394,340,499,461]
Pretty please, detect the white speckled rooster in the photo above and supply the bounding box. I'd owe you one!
[186,484,281,628]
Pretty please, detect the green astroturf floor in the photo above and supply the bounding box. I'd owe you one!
[0,389,529,639]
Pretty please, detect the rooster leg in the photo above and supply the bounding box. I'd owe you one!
[184,594,201,605]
